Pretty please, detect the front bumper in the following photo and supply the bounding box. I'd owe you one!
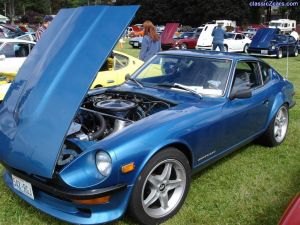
[248,48,277,57]
[3,168,132,224]
[195,45,212,50]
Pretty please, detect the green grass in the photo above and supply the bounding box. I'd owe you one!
[0,41,299,225]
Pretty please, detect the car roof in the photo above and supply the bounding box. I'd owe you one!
[158,50,261,61]
[0,38,35,44]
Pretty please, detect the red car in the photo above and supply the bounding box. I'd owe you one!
[278,193,300,225]
[173,32,200,49]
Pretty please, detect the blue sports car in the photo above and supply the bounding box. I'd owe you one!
[0,6,295,225]
[248,28,299,58]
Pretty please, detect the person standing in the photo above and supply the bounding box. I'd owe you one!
[36,15,53,41]
[139,20,161,62]
[211,23,227,52]
[290,28,299,41]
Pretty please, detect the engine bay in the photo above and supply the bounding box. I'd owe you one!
[57,92,175,167]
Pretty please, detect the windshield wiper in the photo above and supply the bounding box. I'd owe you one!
[157,83,202,98]
[125,74,143,88]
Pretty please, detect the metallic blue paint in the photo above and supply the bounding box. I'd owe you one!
[0,5,139,178]
[248,28,298,57]
[0,10,295,225]
[250,28,280,49]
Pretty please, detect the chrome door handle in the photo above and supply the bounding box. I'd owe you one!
[107,80,115,83]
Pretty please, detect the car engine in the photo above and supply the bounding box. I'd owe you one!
[57,92,175,167]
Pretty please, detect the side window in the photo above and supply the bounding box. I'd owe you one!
[0,43,30,57]
[114,53,129,70]
[235,34,242,40]
[231,61,262,93]
[289,36,296,42]
[260,62,271,84]
[0,43,15,57]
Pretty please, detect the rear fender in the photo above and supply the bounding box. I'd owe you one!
[267,91,286,125]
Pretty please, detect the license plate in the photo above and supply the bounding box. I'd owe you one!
[134,42,139,47]
[12,174,34,200]
[261,50,268,55]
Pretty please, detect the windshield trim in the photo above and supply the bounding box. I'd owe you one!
[131,54,234,98]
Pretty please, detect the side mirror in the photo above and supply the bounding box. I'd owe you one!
[229,88,252,100]
[0,54,5,60]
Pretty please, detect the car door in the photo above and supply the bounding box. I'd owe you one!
[234,34,244,51]
[218,60,271,151]
[288,36,297,53]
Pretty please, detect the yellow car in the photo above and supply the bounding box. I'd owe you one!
[91,51,143,88]
[0,51,143,101]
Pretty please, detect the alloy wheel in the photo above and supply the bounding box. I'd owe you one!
[274,106,288,143]
[141,159,187,218]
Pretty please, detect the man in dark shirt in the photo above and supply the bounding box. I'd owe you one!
[36,15,53,41]
[212,23,227,52]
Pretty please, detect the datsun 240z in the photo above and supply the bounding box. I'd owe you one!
[0,5,295,225]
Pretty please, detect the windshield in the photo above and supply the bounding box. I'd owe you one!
[225,33,235,39]
[269,22,282,27]
[275,35,287,42]
[133,55,232,97]
[179,32,195,39]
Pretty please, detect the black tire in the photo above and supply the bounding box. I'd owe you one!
[277,48,283,59]
[128,147,191,225]
[181,43,188,50]
[244,44,249,53]
[94,85,103,88]
[292,48,298,57]
[260,104,289,147]
[224,45,228,52]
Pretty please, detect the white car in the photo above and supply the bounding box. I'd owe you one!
[15,32,36,42]
[0,39,35,76]
[223,33,251,53]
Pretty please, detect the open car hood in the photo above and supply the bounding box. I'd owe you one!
[250,28,279,48]
[161,23,180,44]
[0,5,139,178]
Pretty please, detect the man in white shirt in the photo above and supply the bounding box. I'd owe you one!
[290,28,299,41]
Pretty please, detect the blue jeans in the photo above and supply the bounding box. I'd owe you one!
[212,43,225,52]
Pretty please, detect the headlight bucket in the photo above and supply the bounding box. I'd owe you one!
[96,151,112,177]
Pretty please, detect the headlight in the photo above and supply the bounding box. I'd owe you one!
[95,151,112,177]
[271,45,275,50]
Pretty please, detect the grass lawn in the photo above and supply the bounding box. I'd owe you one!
[0,41,299,225]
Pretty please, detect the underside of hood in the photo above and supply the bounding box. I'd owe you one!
[161,23,180,44]
[0,5,139,178]
[250,28,280,48]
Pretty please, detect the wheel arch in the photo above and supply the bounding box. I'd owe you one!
[267,91,289,126]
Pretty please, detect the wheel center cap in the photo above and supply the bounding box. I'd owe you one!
[159,183,166,191]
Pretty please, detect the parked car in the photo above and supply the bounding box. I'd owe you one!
[248,28,299,58]
[0,39,35,79]
[223,32,252,52]
[0,6,295,225]
[278,193,300,225]
[269,19,296,32]
[196,23,217,50]
[0,50,143,101]
[161,23,180,50]
[129,36,143,48]
[173,32,200,49]
[91,50,143,88]
[15,32,36,42]
[0,24,25,38]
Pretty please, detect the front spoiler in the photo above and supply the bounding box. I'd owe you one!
[2,162,127,200]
